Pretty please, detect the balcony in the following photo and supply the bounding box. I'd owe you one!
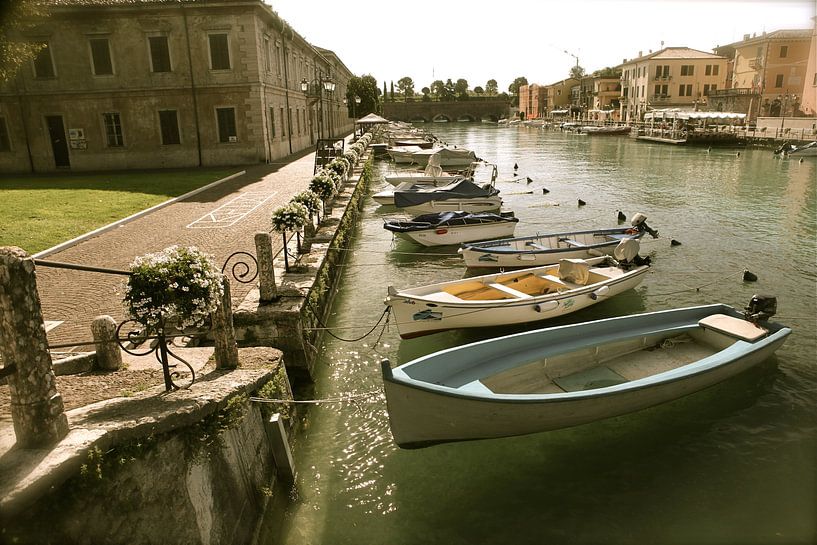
[652,75,672,81]
[748,57,763,70]
[649,94,672,103]
[709,88,756,97]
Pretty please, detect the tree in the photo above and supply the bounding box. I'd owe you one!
[474,86,484,96]
[443,79,455,101]
[421,86,431,102]
[486,79,498,96]
[0,1,49,82]
[508,76,528,97]
[454,78,469,101]
[397,76,415,102]
[389,81,394,101]
[569,65,586,80]
[348,74,380,116]
[430,80,445,100]
[383,81,387,101]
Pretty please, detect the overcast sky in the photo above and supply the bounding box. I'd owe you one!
[270,0,814,92]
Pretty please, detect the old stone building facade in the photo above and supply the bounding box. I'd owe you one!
[0,0,354,173]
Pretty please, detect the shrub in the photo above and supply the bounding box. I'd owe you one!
[271,202,309,232]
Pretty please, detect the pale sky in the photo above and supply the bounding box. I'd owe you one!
[270,0,814,92]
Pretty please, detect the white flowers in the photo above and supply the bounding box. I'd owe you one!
[124,245,223,329]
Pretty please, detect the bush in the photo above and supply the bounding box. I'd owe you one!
[124,246,223,329]
[309,172,335,200]
[291,190,321,215]
[271,202,309,232]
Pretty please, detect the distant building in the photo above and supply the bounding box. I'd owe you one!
[617,47,728,122]
[0,0,353,173]
[518,84,546,119]
[546,78,578,116]
[713,28,813,119]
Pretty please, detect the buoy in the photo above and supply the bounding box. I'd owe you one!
[526,177,533,184]
[617,210,626,222]
[799,158,804,163]
[743,270,758,282]
[514,163,519,171]
[736,152,741,157]
[578,199,586,206]
[542,187,550,194]
[513,172,518,177]
[706,147,712,153]
[670,239,681,246]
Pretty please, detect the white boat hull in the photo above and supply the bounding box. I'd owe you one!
[462,243,617,268]
[386,262,648,338]
[395,220,517,247]
[399,197,503,215]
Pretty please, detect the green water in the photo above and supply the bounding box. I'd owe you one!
[261,125,816,545]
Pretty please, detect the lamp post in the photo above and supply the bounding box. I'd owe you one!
[301,76,336,139]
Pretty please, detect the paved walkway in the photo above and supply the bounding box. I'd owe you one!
[34,147,326,350]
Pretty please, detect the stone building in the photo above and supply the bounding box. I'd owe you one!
[712,28,813,119]
[518,83,546,119]
[0,0,353,173]
[617,47,728,122]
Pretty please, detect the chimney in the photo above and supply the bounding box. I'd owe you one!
[638,50,643,57]
[743,34,750,40]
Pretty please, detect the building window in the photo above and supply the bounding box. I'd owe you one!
[32,41,55,78]
[775,74,784,88]
[705,64,712,76]
[275,43,283,76]
[678,84,693,96]
[269,107,275,138]
[280,107,285,136]
[208,33,230,70]
[159,110,180,144]
[0,117,10,151]
[216,107,237,142]
[149,36,171,73]
[296,108,301,134]
[263,36,271,72]
[712,65,719,76]
[103,112,124,147]
[89,38,113,75]
[780,45,788,58]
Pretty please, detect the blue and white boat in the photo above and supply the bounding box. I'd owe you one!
[380,297,790,449]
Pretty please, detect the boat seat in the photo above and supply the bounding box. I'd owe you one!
[486,282,532,299]
[527,242,550,251]
[535,273,569,287]
[698,314,767,342]
[560,239,586,248]
[605,234,632,241]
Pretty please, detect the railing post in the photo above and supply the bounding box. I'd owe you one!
[254,232,278,303]
[0,247,69,447]
[91,315,122,371]
[212,275,239,369]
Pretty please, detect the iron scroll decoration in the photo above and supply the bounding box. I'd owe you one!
[221,251,259,284]
[116,318,198,391]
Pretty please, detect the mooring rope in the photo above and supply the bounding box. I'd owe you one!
[249,390,382,405]
[311,306,392,342]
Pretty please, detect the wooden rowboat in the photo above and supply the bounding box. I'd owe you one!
[384,254,649,339]
[380,297,791,448]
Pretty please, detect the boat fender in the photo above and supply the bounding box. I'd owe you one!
[589,286,610,300]
[435,228,448,234]
[533,301,559,313]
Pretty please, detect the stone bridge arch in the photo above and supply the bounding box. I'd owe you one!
[383,100,510,124]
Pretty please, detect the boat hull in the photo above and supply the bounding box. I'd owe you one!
[399,197,503,215]
[386,264,648,338]
[380,304,791,448]
[395,220,517,247]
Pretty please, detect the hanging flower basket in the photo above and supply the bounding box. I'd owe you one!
[309,173,335,200]
[124,246,223,330]
[271,202,309,232]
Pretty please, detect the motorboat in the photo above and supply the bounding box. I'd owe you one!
[392,179,502,215]
[459,213,659,268]
[385,241,650,339]
[380,296,791,448]
[410,147,478,168]
[580,125,631,135]
[774,141,817,157]
[383,211,518,247]
[387,145,424,164]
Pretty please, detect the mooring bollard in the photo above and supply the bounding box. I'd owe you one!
[213,275,239,369]
[91,315,122,371]
[0,246,69,447]
[254,232,278,303]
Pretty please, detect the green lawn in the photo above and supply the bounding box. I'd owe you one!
[0,169,238,253]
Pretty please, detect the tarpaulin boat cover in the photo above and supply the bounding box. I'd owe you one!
[383,211,517,234]
[393,179,498,208]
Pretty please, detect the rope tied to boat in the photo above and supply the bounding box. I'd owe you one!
[312,306,392,343]
[249,390,382,405]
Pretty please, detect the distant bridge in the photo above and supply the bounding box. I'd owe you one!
[382,99,512,123]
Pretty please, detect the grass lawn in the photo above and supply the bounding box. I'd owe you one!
[0,169,238,253]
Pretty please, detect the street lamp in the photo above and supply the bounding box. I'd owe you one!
[301,76,336,138]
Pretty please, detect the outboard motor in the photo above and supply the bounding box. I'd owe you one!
[744,294,777,323]
[613,239,651,269]
[630,212,659,239]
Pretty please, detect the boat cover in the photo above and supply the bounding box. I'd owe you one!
[413,147,477,163]
[393,179,498,208]
[383,211,517,234]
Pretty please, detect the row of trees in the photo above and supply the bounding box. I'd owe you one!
[384,77,532,103]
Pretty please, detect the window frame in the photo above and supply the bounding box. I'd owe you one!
[158,109,181,145]
[215,107,237,143]
[148,34,172,73]
[102,112,124,147]
[774,74,784,88]
[208,32,231,71]
[780,45,788,58]
[89,37,114,76]
[31,40,56,79]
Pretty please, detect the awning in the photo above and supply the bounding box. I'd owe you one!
[645,110,747,121]
[356,113,390,124]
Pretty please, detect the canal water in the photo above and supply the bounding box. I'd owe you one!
[261,125,816,545]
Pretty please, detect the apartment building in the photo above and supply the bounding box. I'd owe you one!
[713,29,812,119]
[518,84,547,119]
[546,78,578,115]
[618,47,728,122]
[0,0,353,173]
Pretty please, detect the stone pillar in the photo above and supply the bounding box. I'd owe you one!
[0,247,69,448]
[91,315,122,371]
[254,232,277,303]
[302,222,315,253]
[212,275,239,369]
